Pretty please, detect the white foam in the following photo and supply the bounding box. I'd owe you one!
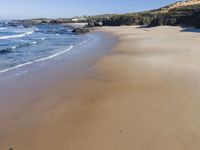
[26,31,34,35]
[0,45,74,74]
[79,40,88,45]
[0,27,7,30]
[15,70,28,77]
[0,31,34,40]
[41,37,46,40]
[31,41,37,44]
[35,28,39,31]
[11,46,17,49]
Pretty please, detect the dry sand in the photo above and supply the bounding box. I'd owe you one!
[1,26,200,150]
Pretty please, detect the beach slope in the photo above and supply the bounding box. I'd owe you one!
[1,26,200,150]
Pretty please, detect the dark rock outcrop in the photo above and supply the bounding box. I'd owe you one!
[72,28,90,34]
[149,9,200,28]
[102,14,154,26]
[101,3,200,29]
[149,15,166,27]
[86,19,102,27]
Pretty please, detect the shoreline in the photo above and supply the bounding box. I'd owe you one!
[1,25,200,150]
[0,45,74,74]
[0,31,116,79]
[0,31,117,150]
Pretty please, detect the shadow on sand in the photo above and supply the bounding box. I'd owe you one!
[136,25,149,29]
[137,25,200,33]
[180,27,200,33]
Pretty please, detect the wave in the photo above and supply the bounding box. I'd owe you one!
[0,45,74,74]
[0,27,7,30]
[0,31,34,40]
[79,40,88,45]
[41,37,46,40]
[0,38,46,54]
[0,45,20,53]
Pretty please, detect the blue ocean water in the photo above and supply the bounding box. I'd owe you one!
[0,21,88,74]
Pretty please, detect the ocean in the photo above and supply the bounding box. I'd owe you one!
[0,21,89,74]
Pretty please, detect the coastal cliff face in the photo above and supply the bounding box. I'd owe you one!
[149,3,200,28]
[101,1,200,28]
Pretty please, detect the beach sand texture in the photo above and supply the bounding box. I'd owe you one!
[1,26,200,150]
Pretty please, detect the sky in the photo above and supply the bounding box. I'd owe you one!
[0,0,178,19]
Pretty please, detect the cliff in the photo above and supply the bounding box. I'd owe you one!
[100,1,200,28]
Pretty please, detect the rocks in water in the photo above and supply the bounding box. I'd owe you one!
[72,28,90,34]
[7,22,18,27]
[46,29,69,34]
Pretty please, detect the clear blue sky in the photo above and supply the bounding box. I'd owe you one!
[0,0,178,19]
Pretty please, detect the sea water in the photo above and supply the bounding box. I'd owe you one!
[0,21,88,74]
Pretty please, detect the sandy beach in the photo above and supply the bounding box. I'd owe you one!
[1,26,200,150]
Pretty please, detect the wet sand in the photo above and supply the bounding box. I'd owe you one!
[1,26,200,150]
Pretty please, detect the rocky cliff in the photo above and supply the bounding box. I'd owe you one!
[101,1,200,28]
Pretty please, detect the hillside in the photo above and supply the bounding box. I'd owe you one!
[149,3,200,27]
[160,0,200,12]
[100,1,200,28]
